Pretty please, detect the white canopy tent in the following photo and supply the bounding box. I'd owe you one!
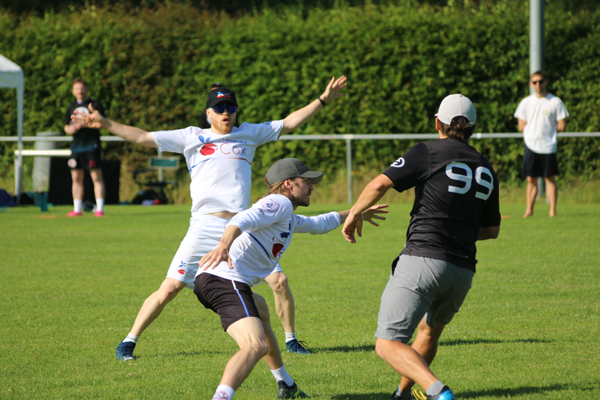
[0,54,24,204]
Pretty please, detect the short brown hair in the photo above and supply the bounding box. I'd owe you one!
[439,116,475,141]
[530,70,547,81]
[73,78,88,88]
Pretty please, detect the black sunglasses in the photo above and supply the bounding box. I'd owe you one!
[211,104,238,114]
[532,80,545,85]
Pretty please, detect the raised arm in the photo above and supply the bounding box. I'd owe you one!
[342,174,395,243]
[279,75,347,136]
[73,103,157,148]
[336,204,388,225]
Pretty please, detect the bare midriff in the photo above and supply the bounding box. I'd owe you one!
[209,211,237,219]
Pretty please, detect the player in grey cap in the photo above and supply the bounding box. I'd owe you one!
[196,158,387,400]
[342,94,501,400]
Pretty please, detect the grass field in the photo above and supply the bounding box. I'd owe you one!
[1,202,599,399]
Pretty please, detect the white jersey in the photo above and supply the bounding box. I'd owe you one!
[514,93,569,154]
[197,194,341,287]
[151,121,283,215]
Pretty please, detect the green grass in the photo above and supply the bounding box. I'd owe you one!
[1,202,599,399]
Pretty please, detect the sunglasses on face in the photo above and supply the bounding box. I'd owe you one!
[211,104,237,114]
[532,80,545,85]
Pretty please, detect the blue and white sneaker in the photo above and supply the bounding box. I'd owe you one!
[116,341,136,360]
[286,339,310,355]
[427,386,456,400]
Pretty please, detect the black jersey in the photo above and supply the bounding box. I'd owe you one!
[383,138,501,272]
[64,98,105,153]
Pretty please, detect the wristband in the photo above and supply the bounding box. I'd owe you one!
[317,97,326,107]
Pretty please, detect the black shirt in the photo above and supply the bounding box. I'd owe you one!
[383,138,501,272]
[64,98,105,153]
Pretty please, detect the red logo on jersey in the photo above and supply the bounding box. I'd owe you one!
[178,269,185,275]
[200,143,217,155]
[272,243,284,257]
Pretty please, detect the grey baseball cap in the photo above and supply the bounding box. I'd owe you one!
[265,158,324,187]
[435,94,477,127]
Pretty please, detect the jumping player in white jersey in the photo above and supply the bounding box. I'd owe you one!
[73,76,347,361]
[342,95,501,400]
[197,158,387,399]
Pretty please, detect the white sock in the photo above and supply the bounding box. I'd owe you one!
[123,333,139,343]
[285,332,296,342]
[95,198,104,212]
[271,365,294,387]
[73,199,82,213]
[213,384,235,399]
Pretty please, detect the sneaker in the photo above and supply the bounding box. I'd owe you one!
[412,387,427,400]
[427,386,456,400]
[388,389,420,400]
[286,339,310,355]
[94,211,104,217]
[116,341,136,360]
[277,381,309,399]
[67,211,82,217]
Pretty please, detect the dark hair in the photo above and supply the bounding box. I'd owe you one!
[439,116,474,141]
[530,70,547,81]
[73,78,88,88]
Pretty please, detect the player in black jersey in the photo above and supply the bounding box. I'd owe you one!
[342,94,501,400]
[63,78,106,217]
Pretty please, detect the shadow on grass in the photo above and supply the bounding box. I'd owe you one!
[315,338,550,354]
[332,384,595,399]
[331,392,394,400]
[459,383,596,398]
[440,338,552,346]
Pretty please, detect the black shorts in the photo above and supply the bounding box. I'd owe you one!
[68,150,102,170]
[521,146,559,179]
[194,273,259,331]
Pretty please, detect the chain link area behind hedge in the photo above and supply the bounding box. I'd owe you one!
[1,3,599,185]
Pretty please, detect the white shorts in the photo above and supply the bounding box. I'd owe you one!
[166,215,230,289]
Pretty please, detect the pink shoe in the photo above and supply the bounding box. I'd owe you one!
[67,211,83,217]
[94,211,104,217]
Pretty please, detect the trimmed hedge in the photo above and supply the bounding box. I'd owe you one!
[1,2,599,186]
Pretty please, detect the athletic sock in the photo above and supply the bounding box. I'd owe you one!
[213,384,235,399]
[285,332,296,342]
[426,381,445,397]
[73,199,83,213]
[394,387,412,400]
[95,198,104,212]
[123,333,139,343]
[270,365,294,387]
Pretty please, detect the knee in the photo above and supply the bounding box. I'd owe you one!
[375,338,388,360]
[156,281,184,303]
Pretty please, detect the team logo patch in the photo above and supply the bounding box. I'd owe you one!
[177,261,186,275]
[260,198,280,213]
[73,106,90,115]
[67,158,77,168]
[216,92,230,99]
[272,243,284,257]
[390,157,406,168]
[200,143,217,155]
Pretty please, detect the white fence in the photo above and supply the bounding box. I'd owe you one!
[3,132,600,203]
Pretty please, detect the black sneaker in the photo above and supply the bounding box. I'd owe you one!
[285,339,310,355]
[116,340,136,360]
[388,389,421,400]
[427,386,456,400]
[277,381,310,399]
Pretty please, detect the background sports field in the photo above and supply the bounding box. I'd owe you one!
[1,201,598,399]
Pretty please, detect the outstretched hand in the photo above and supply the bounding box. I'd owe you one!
[199,245,234,271]
[362,204,389,226]
[342,204,388,243]
[71,103,104,129]
[320,75,347,104]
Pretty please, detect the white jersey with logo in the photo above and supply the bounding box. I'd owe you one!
[150,121,283,215]
[196,194,341,287]
[514,93,569,154]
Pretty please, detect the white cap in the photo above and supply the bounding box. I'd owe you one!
[435,94,476,127]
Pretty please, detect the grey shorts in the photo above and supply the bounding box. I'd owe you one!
[375,255,474,343]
